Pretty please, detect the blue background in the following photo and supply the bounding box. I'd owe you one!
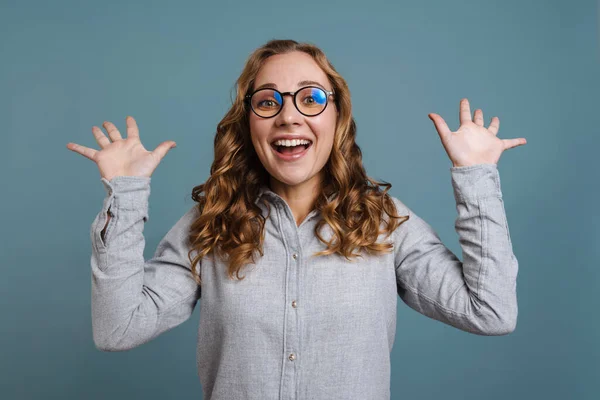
[1,0,598,399]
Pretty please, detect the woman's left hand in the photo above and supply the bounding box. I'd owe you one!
[428,98,527,168]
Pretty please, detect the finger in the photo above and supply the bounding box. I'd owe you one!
[428,113,452,141]
[151,141,177,161]
[488,117,500,136]
[102,121,123,142]
[91,126,111,149]
[126,116,140,139]
[474,109,484,127]
[66,142,98,161]
[459,98,472,126]
[502,138,527,150]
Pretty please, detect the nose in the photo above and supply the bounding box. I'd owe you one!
[275,94,303,127]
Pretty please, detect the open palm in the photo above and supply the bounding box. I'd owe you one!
[66,116,177,182]
[428,98,527,168]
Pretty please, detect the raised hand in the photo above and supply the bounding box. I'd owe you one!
[66,116,177,182]
[428,98,527,168]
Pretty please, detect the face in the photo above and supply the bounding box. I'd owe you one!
[248,51,338,193]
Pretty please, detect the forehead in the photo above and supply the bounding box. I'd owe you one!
[254,51,329,90]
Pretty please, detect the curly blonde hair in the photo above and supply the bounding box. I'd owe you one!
[187,39,409,285]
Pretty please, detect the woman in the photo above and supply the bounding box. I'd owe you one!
[67,39,526,400]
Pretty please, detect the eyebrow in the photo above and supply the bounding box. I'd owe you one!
[254,80,329,91]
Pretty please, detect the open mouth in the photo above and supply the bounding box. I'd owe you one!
[271,141,313,155]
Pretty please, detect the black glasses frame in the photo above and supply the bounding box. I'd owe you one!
[245,86,335,118]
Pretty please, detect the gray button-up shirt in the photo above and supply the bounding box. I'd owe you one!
[90,163,518,400]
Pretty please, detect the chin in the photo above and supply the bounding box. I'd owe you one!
[272,169,324,187]
[273,176,310,187]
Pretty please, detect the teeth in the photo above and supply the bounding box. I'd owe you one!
[273,139,312,147]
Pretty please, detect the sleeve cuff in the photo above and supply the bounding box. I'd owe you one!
[100,176,151,211]
[450,163,502,202]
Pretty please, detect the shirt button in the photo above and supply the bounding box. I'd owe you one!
[289,353,295,361]
[292,300,297,308]
[292,253,297,260]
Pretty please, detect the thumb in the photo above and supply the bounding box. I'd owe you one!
[428,113,452,141]
[151,141,177,161]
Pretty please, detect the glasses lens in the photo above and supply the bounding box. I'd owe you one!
[251,89,282,118]
[296,87,327,116]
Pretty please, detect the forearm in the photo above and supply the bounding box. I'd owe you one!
[449,164,519,333]
[91,176,160,351]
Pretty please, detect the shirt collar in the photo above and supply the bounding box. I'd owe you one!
[254,184,337,205]
[254,184,275,205]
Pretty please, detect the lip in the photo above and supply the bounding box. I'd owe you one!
[271,141,313,161]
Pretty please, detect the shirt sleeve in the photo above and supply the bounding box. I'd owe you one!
[89,176,202,351]
[393,163,519,336]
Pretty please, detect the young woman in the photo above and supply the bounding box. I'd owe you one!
[67,39,526,400]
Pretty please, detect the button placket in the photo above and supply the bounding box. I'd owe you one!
[292,252,298,309]
[275,200,302,395]
[290,250,300,365]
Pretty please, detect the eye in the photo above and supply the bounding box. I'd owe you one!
[256,98,281,109]
[299,88,327,106]
[253,90,282,109]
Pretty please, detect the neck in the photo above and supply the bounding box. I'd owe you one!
[269,172,323,227]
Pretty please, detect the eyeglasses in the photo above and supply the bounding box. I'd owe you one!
[245,86,335,118]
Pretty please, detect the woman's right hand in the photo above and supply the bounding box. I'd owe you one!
[66,116,177,182]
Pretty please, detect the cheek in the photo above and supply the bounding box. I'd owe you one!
[249,119,270,147]
[312,115,337,147]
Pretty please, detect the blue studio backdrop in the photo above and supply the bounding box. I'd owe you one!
[1,0,598,399]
